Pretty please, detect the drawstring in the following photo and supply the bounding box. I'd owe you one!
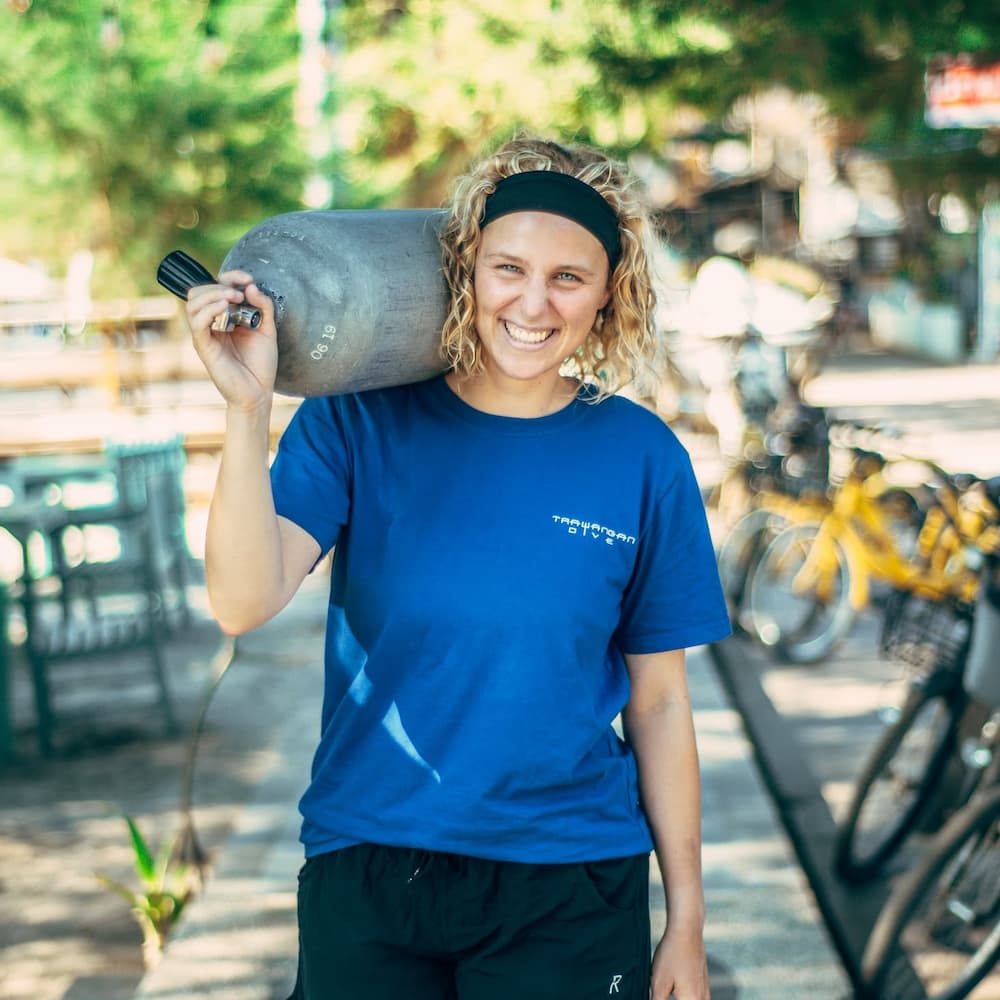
[407,850,435,884]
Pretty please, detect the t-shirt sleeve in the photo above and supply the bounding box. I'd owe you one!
[616,449,731,654]
[269,396,351,558]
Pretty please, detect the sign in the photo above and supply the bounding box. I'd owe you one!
[925,57,1000,129]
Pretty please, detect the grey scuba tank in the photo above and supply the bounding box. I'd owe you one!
[219,209,451,398]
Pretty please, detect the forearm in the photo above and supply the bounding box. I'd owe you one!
[205,403,289,633]
[624,684,706,931]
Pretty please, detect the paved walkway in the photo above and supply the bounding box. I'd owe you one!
[130,588,848,999]
[26,338,997,1000]
[141,341,1000,998]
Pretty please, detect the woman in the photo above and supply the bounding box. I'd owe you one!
[186,135,731,1000]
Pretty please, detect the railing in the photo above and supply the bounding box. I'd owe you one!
[0,336,300,458]
[0,295,178,335]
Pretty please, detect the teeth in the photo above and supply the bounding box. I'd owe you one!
[505,321,552,344]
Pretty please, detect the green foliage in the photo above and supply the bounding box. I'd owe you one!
[332,0,684,207]
[588,1,1000,196]
[1,0,997,289]
[95,815,199,968]
[0,1,313,296]
[333,0,999,208]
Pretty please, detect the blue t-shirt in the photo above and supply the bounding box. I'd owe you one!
[270,374,731,863]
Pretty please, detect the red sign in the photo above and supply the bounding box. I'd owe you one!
[925,57,1000,128]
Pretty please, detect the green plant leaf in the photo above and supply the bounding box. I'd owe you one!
[124,815,157,885]
[95,872,141,908]
[154,834,180,889]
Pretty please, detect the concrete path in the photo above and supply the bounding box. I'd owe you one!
[25,338,993,1000]
[132,582,848,999]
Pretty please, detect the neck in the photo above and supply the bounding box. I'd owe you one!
[445,371,580,418]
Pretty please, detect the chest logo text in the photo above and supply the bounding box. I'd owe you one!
[552,515,636,546]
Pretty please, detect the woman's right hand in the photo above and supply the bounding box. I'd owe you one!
[185,270,278,411]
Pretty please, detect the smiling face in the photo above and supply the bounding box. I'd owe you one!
[469,210,611,411]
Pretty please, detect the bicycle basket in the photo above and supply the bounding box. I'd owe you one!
[880,591,972,678]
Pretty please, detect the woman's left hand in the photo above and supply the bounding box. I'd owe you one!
[650,925,710,1000]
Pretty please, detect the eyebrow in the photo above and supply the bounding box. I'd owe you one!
[482,251,601,278]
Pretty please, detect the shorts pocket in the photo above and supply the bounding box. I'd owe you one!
[296,844,362,889]
[297,853,326,886]
[573,855,647,914]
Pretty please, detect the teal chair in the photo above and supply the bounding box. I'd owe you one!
[1,438,189,754]
[59,435,193,632]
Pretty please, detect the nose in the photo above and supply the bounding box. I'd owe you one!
[519,273,550,321]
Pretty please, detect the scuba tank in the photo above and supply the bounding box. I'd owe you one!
[158,209,451,397]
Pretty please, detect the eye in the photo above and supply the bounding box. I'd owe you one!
[498,262,522,273]
[555,271,582,283]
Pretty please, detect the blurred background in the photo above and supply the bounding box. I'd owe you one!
[2,2,999,341]
[1,0,998,468]
[1,4,1000,1000]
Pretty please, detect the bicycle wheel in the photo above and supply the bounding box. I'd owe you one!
[834,683,963,884]
[746,521,855,664]
[716,508,786,620]
[861,785,1000,1000]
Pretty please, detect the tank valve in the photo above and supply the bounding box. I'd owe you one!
[157,249,262,332]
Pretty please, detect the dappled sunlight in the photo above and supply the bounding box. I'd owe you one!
[694,706,753,765]
[700,886,850,994]
[761,669,903,718]
[822,778,860,820]
[697,730,753,764]
[702,835,795,876]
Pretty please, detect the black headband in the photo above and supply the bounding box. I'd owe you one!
[481,170,622,269]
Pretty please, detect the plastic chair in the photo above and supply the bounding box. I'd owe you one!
[0,437,190,754]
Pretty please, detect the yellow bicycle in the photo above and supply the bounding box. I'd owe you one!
[743,442,987,663]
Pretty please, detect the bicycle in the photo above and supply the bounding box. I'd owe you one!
[861,781,1000,1000]
[714,398,832,620]
[834,498,1000,884]
[741,427,933,663]
[859,557,1000,998]
[832,593,979,884]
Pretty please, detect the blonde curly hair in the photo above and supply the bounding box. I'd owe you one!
[439,134,658,402]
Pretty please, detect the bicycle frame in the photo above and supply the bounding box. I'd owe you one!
[785,470,987,614]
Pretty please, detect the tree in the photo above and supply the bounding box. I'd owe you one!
[586,0,1000,200]
[330,0,701,207]
[3,1,997,293]
[0,1,313,297]
[331,0,999,209]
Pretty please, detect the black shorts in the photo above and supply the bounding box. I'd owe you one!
[287,842,651,1000]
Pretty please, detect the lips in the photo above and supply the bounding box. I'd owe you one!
[503,320,555,345]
